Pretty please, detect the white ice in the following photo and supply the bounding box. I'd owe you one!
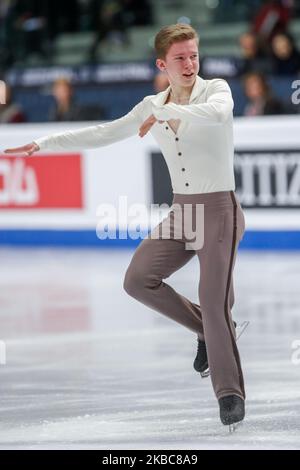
[0,248,299,450]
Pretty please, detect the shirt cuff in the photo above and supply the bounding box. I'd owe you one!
[33,137,48,150]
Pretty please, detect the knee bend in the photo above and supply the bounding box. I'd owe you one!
[123,267,160,298]
[123,267,145,298]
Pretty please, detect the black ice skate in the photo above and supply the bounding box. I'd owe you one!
[218,395,245,432]
[193,321,249,378]
[193,336,209,376]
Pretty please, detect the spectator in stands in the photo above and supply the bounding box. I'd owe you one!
[49,77,104,122]
[88,0,153,62]
[13,0,48,62]
[242,71,287,115]
[271,32,300,75]
[49,78,81,121]
[239,31,272,74]
[153,72,169,93]
[252,0,293,54]
[88,0,130,62]
[0,84,26,123]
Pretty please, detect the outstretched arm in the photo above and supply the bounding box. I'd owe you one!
[3,98,147,155]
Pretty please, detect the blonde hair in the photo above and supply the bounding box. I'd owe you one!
[53,77,72,88]
[154,24,199,59]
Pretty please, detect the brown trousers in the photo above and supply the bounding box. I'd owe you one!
[123,191,246,400]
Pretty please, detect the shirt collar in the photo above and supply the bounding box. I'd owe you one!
[152,75,205,106]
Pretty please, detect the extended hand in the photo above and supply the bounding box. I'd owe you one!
[4,142,40,156]
[139,114,161,137]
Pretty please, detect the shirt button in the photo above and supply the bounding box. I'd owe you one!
[185,183,189,187]
[182,168,185,171]
[175,137,179,141]
[165,126,169,130]
[178,152,182,156]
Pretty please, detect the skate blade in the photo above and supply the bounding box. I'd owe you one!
[235,321,250,340]
[228,421,243,433]
[200,321,249,379]
[200,368,210,378]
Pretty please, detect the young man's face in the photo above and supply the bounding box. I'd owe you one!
[156,39,199,89]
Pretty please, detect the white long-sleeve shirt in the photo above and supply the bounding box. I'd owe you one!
[35,76,235,194]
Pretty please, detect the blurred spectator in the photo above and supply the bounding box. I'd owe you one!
[13,0,48,62]
[153,72,169,93]
[0,84,26,123]
[252,0,293,54]
[88,0,153,62]
[242,71,287,115]
[88,0,130,62]
[49,77,104,122]
[271,32,300,75]
[0,0,81,66]
[239,32,272,74]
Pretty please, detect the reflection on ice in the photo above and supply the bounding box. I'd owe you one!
[0,249,299,449]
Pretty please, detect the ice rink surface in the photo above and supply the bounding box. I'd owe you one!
[0,247,299,450]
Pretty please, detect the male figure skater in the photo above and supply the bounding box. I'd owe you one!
[4,24,246,427]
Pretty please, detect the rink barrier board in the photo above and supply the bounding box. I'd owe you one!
[1,117,300,250]
[0,229,300,250]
